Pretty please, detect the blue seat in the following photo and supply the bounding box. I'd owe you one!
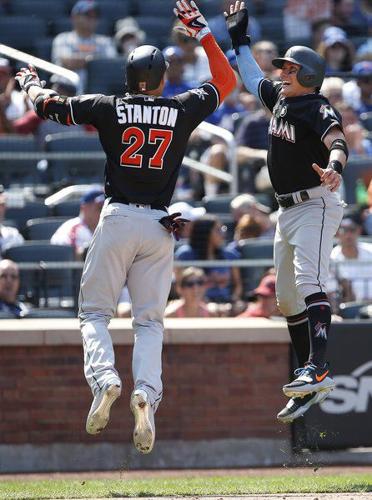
[96,0,131,21]
[239,238,274,296]
[52,201,81,217]
[86,57,126,94]
[52,16,111,36]
[203,194,235,214]
[6,203,49,232]
[25,217,70,241]
[135,17,173,48]
[338,301,371,319]
[11,1,67,20]
[137,1,174,16]
[44,131,104,184]
[0,135,39,187]
[0,16,47,52]
[34,37,53,62]
[259,16,284,43]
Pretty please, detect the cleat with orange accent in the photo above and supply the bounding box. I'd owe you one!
[282,362,335,398]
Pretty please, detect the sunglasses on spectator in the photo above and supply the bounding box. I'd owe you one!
[181,279,206,288]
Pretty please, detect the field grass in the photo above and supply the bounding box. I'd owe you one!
[0,473,372,500]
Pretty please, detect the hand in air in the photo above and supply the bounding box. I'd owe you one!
[173,0,210,41]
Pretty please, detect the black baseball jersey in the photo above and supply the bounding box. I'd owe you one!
[36,83,219,207]
[258,79,343,195]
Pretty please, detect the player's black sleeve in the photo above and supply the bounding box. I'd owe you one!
[304,100,343,142]
[258,79,282,112]
[174,82,219,130]
[34,92,105,126]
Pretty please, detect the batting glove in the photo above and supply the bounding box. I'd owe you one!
[173,0,211,42]
[225,1,251,53]
[15,65,46,93]
[159,212,190,241]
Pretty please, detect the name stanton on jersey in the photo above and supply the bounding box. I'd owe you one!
[115,101,179,127]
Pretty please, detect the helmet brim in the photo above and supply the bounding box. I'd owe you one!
[272,56,302,69]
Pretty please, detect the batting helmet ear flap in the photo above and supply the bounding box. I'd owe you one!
[126,45,168,93]
[272,46,326,89]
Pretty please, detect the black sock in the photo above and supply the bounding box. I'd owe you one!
[286,310,310,367]
[305,292,331,367]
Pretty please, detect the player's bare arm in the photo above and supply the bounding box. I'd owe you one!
[175,0,236,101]
[312,128,349,192]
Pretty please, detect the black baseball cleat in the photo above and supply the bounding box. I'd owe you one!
[282,362,335,398]
[277,389,331,423]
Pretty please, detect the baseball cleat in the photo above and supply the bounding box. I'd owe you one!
[86,384,121,435]
[282,362,335,398]
[130,389,155,454]
[277,388,332,423]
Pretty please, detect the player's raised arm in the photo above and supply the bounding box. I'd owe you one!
[225,1,264,98]
[174,0,236,103]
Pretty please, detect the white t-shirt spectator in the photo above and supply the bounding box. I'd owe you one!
[51,216,92,255]
[0,225,24,256]
[328,242,372,301]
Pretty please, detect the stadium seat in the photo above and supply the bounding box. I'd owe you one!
[135,17,173,48]
[136,1,174,17]
[25,217,70,241]
[11,1,67,21]
[5,203,49,232]
[52,16,111,36]
[86,57,126,94]
[202,194,235,214]
[33,37,53,62]
[0,135,39,187]
[338,301,371,319]
[52,201,81,217]
[95,0,131,21]
[239,238,274,295]
[0,16,47,52]
[259,16,285,44]
[44,131,104,184]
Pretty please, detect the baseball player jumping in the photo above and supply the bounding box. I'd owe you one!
[226,2,348,423]
[16,0,236,453]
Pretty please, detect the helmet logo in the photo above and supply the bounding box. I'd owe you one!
[139,81,147,91]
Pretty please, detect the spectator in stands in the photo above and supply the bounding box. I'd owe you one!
[230,193,275,238]
[328,217,372,301]
[235,107,271,150]
[162,46,192,98]
[337,102,372,156]
[0,58,28,133]
[343,61,372,116]
[238,274,279,318]
[311,19,332,51]
[0,259,28,318]
[51,188,104,259]
[51,0,117,93]
[114,17,146,58]
[364,179,372,235]
[0,185,24,257]
[321,76,345,106]
[168,201,206,244]
[251,41,280,80]
[317,26,354,74]
[208,0,261,51]
[165,267,217,317]
[227,213,262,255]
[331,0,368,36]
[172,20,211,84]
[175,214,242,303]
[283,0,331,42]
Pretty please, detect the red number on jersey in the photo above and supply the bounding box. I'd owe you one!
[149,129,173,170]
[120,127,173,170]
[120,127,145,168]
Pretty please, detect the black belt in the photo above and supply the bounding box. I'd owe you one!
[275,190,310,208]
[108,197,167,212]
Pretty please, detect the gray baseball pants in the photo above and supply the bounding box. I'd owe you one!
[78,201,174,411]
[274,186,344,317]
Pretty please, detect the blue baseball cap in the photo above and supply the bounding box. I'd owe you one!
[81,189,105,204]
[352,61,372,78]
[71,0,98,16]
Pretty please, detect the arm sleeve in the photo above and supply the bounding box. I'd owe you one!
[200,33,237,103]
[236,45,264,98]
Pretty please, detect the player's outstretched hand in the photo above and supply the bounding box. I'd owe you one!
[159,212,190,241]
[224,1,251,52]
[312,163,341,192]
[15,65,45,93]
[173,0,211,42]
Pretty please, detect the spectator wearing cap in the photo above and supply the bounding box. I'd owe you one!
[51,189,104,259]
[114,17,146,58]
[0,186,24,257]
[343,61,372,117]
[0,259,28,318]
[328,217,372,302]
[238,273,279,318]
[51,0,117,93]
[317,26,354,74]
[162,46,193,98]
[168,201,205,243]
[230,193,275,238]
[0,58,28,133]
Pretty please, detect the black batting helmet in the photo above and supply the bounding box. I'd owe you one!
[272,46,326,88]
[126,45,168,93]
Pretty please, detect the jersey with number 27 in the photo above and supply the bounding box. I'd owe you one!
[67,83,219,206]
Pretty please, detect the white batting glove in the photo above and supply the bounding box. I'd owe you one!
[15,65,46,93]
[173,0,211,42]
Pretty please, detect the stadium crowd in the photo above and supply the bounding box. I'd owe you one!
[0,0,371,319]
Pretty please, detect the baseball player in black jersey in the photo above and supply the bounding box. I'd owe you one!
[16,0,236,453]
[226,2,348,423]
